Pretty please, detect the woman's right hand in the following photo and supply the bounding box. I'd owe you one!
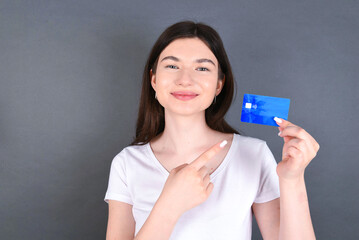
[156,140,228,219]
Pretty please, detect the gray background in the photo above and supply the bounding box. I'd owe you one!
[1,0,358,239]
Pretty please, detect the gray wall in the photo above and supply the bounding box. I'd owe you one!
[1,0,358,239]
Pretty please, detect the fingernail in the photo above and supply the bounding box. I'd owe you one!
[274,117,282,123]
[220,140,228,148]
[278,131,282,136]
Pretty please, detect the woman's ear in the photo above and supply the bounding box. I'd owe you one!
[216,75,225,94]
[150,69,156,90]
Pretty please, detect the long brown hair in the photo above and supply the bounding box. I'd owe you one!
[129,21,241,146]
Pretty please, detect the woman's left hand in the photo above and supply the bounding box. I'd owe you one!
[274,117,320,181]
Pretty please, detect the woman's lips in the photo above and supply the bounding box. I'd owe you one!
[171,92,198,101]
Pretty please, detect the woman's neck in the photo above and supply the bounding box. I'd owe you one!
[152,111,217,155]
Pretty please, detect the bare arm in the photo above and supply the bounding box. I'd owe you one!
[133,197,181,240]
[278,176,315,240]
[106,199,181,240]
[252,198,280,240]
[274,117,319,240]
[252,176,315,240]
[106,200,135,240]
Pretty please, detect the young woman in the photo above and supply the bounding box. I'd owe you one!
[104,21,320,240]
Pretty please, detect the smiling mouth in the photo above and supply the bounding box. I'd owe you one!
[171,93,198,101]
[171,93,198,96]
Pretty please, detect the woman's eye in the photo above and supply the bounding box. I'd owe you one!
[165,65,178,69]
[197,67,209,71]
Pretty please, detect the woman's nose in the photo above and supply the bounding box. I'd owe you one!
[176,69,194,86]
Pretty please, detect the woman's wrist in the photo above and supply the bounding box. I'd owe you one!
[279,174,309,204]
[154,196,182,223]
[278,173,305,187]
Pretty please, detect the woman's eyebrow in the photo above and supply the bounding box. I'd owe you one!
[195,58,216,66]
[160,56,216,66]
[161,56,180,62]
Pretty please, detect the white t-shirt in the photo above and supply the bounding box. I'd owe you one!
[104,133,280,239]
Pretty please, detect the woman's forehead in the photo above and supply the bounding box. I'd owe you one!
[159,38,218,64]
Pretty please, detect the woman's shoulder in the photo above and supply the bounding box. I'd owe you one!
[233,133,270,157]
[213,132,267,150]
[111,143,149,164]
[232,134,275,167]
[235,133,266,145]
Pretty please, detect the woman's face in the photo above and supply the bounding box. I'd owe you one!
[151,37,224,116]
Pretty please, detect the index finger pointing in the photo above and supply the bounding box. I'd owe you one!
[274,117,297,129]
[190,140,228,170]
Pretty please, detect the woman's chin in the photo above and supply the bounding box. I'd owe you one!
[164,106,208,116]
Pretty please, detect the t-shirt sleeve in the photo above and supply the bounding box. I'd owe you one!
[104,151,133,205]
[254,142,280,203]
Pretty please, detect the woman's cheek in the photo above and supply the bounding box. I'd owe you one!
[159,72,177,83]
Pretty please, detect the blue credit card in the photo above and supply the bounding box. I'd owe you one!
[241,94,290,127]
